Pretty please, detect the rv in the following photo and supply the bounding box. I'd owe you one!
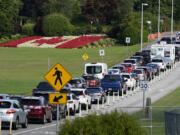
[84,62,108,79]
[151,42,175,63]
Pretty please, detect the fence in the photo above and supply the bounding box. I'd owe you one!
[117,106,180,135]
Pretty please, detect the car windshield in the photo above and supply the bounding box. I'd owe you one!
[87,88,101,93]
[71,91,83,96]
[37,82,54,91]
[103,75,121,82]
[108,70,119,74]
[21,99,41,105]
[86,66,102,74]
[0,101,11,108]
[122,75,130,79]
[69,80,81,84]
[131,70,142,74]
[33,93,49,101]
[124,60,135,64]
[152,59,163,62]
[83,76,95,80]
[122,64,132,67]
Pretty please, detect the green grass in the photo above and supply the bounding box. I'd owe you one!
[133,87,180,135]
[0,44,142,95]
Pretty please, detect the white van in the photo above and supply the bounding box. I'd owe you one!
[84,62,108,79]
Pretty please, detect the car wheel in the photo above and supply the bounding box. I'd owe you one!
[41,114,46,124]
[76,104,80,113]
[13,118,19,130]
[47,113,52,123]
[72,106,76,116]
[22,117,28,128]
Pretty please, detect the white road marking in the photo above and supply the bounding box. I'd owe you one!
[13,124,56,135]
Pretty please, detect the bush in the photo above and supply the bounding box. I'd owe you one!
[59,111,147,135]
[42,13,74,36]
[22,23,35,36]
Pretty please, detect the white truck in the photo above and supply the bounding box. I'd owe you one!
[84,62,108,79]
[151,42,175,62]
[151,42,175,70]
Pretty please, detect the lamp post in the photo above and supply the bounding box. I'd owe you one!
[158,0,160,41]
[171,0,174,44]
[141,3,148,51]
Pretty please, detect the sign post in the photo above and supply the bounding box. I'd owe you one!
[125,37,131,56]
[99,49,105,62]
[140,81,149,118]
[44,63,72,135]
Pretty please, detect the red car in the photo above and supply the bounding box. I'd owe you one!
[121,63,135,73]
[21,96,52,124]
[82,74,100,87]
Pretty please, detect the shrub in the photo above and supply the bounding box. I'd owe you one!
[42,13,74,36]
[59,111,147,135]
[22,23,35,36]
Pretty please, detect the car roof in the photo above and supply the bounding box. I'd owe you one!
[0,99,19,104]
[22,96,43,100]
[121,63,132,65]
[70,88,86,91]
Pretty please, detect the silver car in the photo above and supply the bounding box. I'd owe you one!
[0,99,28,130]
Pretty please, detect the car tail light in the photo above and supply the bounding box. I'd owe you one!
[99,82,101,86]
[82,93,85,97]
[68,101,73,104]
[162,63,164,65]
[102,73,104,77]
[130,78,132,81]
[6,109,15,114]
[119,83,122,87]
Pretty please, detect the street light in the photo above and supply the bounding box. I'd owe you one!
[141,3,148,51]
[158,0,160,41]
[147,21,152,34]
[171,0,174,44]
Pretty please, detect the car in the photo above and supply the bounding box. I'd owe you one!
[175,46,180,61]
[176,32,180,44]
[0,99,28,130]
[137,66,152,81]
[32,81,67,120]
[130,56,144,66]
[86,87,106,104]
[67,93,80,115]
[9,95,24,105]
[146,63,160,76]
[131,69,147,81]
[157,37,172,44]
[151,58,166,72]
[108,69,120,74]
[0,94,10,99]
[101,74,127,94]
[121,63,135,73]
[21,96,52,124]
[69,78,87,88]
[120,73,136,90]
[82,74,101,87]
[164,58,174,69]
[123,59,139,69]
[70,88,92,109]
[112,65,127,73]
[141,50,151,65]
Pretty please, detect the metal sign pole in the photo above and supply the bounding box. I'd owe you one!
[56,104,60,135]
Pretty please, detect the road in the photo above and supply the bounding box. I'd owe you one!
[1,60,180,135]
[2,32,180,135]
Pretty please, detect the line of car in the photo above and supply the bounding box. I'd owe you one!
[1,33,180,131]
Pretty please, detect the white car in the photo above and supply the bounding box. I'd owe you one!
[121,73,136,90]
[67,93,80,115]
[0,94,10,99]
[151,58,166,71]
[108,69,120,74]
[70,88,92,109]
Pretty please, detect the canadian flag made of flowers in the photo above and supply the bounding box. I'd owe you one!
[0,36,105,49]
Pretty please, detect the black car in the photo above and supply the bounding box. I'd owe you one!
[32,81,68,120]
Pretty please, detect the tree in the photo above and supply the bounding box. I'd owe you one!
[82,0,134,25]
[42,0,74,18]
[19,0,48,20]
[42,13,74,36]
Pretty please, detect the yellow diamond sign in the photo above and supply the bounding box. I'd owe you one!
[44,63,72,92]
[82,53,88,61]
[49,93,67,104]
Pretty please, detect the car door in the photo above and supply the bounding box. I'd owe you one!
[13,102,25,123]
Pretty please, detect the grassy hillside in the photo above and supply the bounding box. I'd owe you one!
[0,45,141,95]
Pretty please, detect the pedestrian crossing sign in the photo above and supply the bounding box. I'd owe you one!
[44,63,72,92]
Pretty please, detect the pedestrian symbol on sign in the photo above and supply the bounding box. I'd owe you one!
[53,67,62,85]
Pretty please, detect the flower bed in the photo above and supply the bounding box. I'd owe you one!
[0,36,105,48]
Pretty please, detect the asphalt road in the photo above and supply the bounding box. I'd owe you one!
[2,32,180,135]
[1,60,180,135]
